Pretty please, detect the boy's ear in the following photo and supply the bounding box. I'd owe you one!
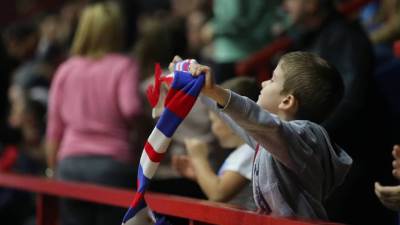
[278,94,298,113]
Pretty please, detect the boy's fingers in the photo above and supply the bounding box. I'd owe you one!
[190,64,199,75]
[169,55,183,72]
[169,63,175,73]
[189,64,209,76]
[204,68,214,88]
[173,55,183,63]
[195,65,208,74]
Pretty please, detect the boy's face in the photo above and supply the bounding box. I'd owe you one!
[257,62,286,114]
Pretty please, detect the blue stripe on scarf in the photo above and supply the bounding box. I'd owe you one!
[171,71,205,97]
[137,164,151,193]
[156,109,183,138]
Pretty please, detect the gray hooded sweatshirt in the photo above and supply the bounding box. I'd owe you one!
[203,91,352,220]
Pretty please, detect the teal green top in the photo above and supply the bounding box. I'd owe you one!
[211,0,285,63]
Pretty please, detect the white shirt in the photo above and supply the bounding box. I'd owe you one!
[218,144,256,210]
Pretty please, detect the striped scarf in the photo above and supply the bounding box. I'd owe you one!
[122,60,203,225]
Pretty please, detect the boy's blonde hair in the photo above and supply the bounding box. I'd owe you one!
[279,52,343,123]
[70,2,124,58]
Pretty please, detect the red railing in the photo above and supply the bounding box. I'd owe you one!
[0,172,344,225]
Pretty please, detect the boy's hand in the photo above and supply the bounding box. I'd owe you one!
[184,138,209,160]
[168,56,215,93]
[392,145,400,179]
[168,56,230,107]
[189,63,230,107]
[189,63,215,95]
[169,55,183,73]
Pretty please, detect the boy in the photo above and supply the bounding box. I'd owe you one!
[173,52,352,220]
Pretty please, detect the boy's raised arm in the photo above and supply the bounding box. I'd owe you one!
[201,96,258,149]
[220,91,296,170]
[190,63,296,170]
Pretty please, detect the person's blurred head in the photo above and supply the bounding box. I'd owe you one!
[39,14,59,44]
[135,14,174,78]
[3,22,39,60]
[210,77,260,148]
[8,82,48,145]
[186,11,207,56]
[283,0,335,26]
[257,51,343,123]
[70,1,124,58]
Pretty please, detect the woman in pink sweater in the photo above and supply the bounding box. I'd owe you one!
[45,2,142,225]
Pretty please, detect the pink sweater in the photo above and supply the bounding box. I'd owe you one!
[46,54,142,163]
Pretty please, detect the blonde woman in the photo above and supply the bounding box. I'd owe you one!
[45,2,141,225]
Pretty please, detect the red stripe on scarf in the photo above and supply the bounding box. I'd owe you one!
[129,191,145,207]
[165,88,197,118]
[144,141,165,163]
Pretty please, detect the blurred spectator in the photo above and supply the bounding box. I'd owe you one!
[3,20,54,173]
[186,10,209,58]
[3,20,56,97]
[283,0,395,224]
[35,13,65,65]
[204,0,285,83]
[56,0,85,51]
[45,2,141,225]
[284,0,373,137]
[0,19,51,225]
[119,0,139,50]
[0,78,48,225]
[2,21,39,62]
[134,14,185,80]
[8,76,49,175]
[0,37,20,146]
[361,0,400,143]
[182,1,213,59]
[363,0,400,45]
[173,77,260,210]
[170,0,206,18]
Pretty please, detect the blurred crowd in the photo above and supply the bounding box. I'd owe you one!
[0,0,399,225]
